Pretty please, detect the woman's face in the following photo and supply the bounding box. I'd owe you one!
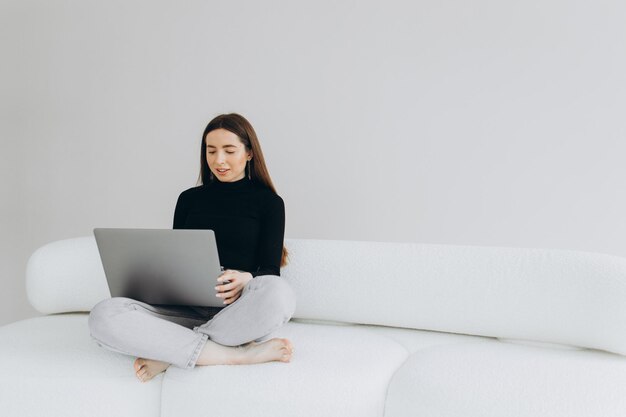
[205,128,252,182]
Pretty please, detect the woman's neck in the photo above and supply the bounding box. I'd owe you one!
[209,175,253,191]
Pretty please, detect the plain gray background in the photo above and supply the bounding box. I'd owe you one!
[1,0,625,327]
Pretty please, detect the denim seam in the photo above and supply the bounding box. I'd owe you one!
[186,333,209,369]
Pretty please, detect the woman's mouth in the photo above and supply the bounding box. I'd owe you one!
[216,169,229,176]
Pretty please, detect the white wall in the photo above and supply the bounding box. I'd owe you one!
[1,0,625,326]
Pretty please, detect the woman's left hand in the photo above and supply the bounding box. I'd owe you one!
[215,270,253,305]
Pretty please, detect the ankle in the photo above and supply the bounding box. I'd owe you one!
[196,340,245,366]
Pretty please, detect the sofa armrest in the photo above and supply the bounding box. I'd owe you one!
[26,236,110,314]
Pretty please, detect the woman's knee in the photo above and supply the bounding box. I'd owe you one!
[254,275,297,321]
[88,297,135,338]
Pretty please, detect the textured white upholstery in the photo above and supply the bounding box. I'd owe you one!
[161,321,409,417]
[161,320,497,417]
[284,239,626,355]
[385,340,626,417]
[26,237,110,314]
[0,314,161,417]
[0,313,492,417]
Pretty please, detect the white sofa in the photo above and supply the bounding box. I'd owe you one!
[2,236,626,417]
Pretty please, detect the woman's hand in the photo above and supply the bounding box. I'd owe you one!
[215,270,253,305]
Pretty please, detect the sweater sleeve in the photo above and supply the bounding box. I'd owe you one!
[172,191,189,229]
[251,194,285,277]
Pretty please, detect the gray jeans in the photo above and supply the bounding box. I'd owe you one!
[88,275,296,369]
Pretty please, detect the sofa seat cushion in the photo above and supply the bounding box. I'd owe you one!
[0,313,162,417]
[161,320,413,417]
[385,339,626,417]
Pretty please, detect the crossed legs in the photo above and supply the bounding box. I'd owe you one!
[88,275,297,382]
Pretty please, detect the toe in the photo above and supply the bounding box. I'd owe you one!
[283,339,293,351]
[134,358,145,371]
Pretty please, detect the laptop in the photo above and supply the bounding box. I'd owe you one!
[93,228,226,307]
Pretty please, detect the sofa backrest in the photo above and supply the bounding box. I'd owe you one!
[26,236,626,355]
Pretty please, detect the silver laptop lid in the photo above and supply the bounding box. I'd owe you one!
[93,228,224,307]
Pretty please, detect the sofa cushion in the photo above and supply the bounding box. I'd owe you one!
[0,314,161,417]
[281,238,626,355]
[160,320,409,417]
[26,237,109,314]
[385,340,626,417]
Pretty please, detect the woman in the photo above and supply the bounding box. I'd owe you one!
[88,113,296,383]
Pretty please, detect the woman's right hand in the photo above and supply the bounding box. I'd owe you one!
[214,269,252,305]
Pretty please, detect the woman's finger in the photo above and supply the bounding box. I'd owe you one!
[217,286,242,299]
[223,292,241,305]
[217,289,234,299]
[217,272,237,283]
[216,279,238,292]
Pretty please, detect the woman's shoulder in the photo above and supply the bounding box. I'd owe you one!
[255,186,285,212]
[253,183,283,200]
[176,185,204,201]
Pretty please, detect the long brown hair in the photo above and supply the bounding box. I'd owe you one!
[196,113,289,268]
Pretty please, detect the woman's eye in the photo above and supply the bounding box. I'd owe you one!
[207,151,215,154]
[207,151,235,154]
[226,152,235,154]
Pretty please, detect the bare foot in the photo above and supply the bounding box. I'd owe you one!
[134,357,171,383]
[196,338,294,366]
[242,338,294,365]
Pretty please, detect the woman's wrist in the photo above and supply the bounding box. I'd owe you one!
[233,270,253,284]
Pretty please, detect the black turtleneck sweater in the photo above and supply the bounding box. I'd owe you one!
[173,176,285,278]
